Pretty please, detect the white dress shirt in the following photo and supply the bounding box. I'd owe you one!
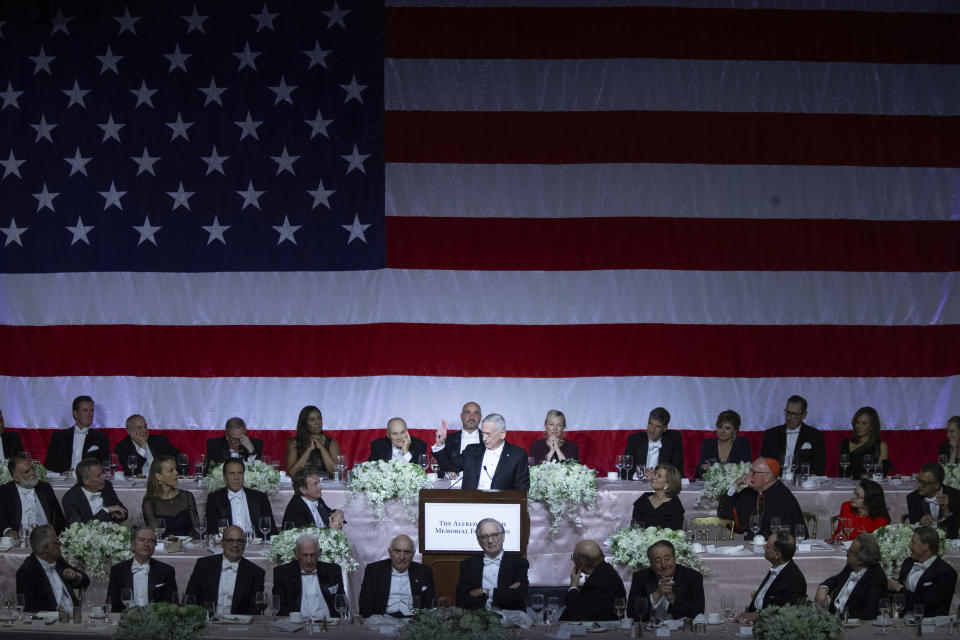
[71,427,89,470]
[831,568,865,612]
[391,446,412,463]
[81,487,107,517]
[131,560,150,606]
[754,563,788,610]
[217,559,239,612]
[633,439,661,480]
[300,572,331,618]
[924,496,940,520]
[227,489,251,532]
[300,496,326,528]
[482,551,504,610]
[38,557,73,613]
[134,442,154,472]
[17,485,48,531]
[906,556,936,592]
[477,445,505,490]
[785,428,801,463]
[386,569,412,615]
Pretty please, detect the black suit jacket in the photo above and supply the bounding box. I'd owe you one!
[359,559,435,617]
[44,427,110,473]
[455,553,529,610]
[460,442,530,491]
[185,554,265,615]
[820,564,887,618]
[107,557,178,611]
[16,553,90,612]
[280,494,334,529]
[560,560,626,621]
[433,431,479,474]
[113,435,182,476]
[204,487,277,536]
[0,480,66,535]
[62,481,127,525]
[204,436,263,472]
[747,560,807,612]
[368,436,428,464]
[627,564,704,620]
[895,557,958,617]
[272,559,345,616]
[1,430,24,458]
[623,431,684,479]
[760,423,826,476]
[907,486,960,539]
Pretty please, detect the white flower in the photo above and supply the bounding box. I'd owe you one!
[529,462,598,535]
[266,526,358,572]
[754,603,841,640]
[346,460,430,522]
[607,525,708,575]
[203,460,280,494]
[874,523,946,576]
[696,461,751,505]
[944,464,960,490]
[59,521,132,580]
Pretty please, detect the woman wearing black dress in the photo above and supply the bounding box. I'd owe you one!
[839,406,891,478]
[632,463,684,530]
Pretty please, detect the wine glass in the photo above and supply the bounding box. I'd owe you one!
[217,518,229,537]
[259,517,272,541]
[862,453,874,478]
[633,596,649,628]
[177,453,189,476]
[530,593,544,625]
[121,588,133,611]
[839,454,850,479]
[335,455,348,480]
[127,455,139,476]
[429,457,439,475]
[721,594,736,634]
[912,604,924,626]
[417,454,427,470]
[334,593,348,624]
[254,591,268,617]
[842,518,854,542]
[794,524,805,545]
[614,596,626,623]
[878,597,890,633]
[155,517,166,541]
[195,516,206,542]
[939,454,949,466]
[103,597,113,625]
[546,596,560,627]
[770,516,781,535]
[203,601,215,622]
[684,521,696,544]
[749,512,761,539]
[621,455,634,480]
[892,593,905,628]
[194,462,203,480]
[14,593,24,621]
[614,455,624,478]
[283,520,295,532]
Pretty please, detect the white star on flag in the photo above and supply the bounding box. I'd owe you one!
[0,82,23,110]
[199,78,227,106]
[30,46,56,75]
[33,183,59,212]
[95,45,123,74]
[131,147,161,176]
[304,109,333,139]
[271,146,300,175]
[341,214,371,245]
[164,43,191,73]
[1,218,27,247]
[1,150,25,179]
[237,181,266,210]
[251,4,279,32]
[201,146,229,176]
[133,216,161,246]
[235,111,263,141]
[303,41,331,70]
[234,42,261,71]
[339,75,367,104]
[165,112,194,141]
[341,144,370,174]
[307,180,335,210]
[131,80,158,108]
[31,115,58,143]
[99,181,126,210]
[64,147,93,177]
[62,80,90,109]
[114,8,140,35]
[65,216,94,246]
[98,114,125,142]
[272,216,301,245]
[269,76,297,105]
[167,182,195,211]
[50,9,73,35]
[201,216,230,245]
[322,2,350,29]
[181,7,209,34]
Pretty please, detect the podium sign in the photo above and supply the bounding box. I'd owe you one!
[422,502,522,552]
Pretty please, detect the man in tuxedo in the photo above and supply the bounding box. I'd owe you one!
[887,526,957,616]
[627,540,704,621]
[44,395,110,473]
[0,455,65,538]
[185,525,265,615]
[623,407,684,480]
[205,459,277,536]
[906,462,960,539]
[461,414,530,490]
[456,518,528,610]
[368,417,427,464]
[760,395,826,476]
[0,409,25,461]
[280,464,345,530]
[359,534,435,617]
[741,531,807,621]
[205,417,263,472]
[431,401,483,476]
[107,526,177,610]
[113,414,182,476]
[717,457,808,539]
[560,539,626,621]
[273,533,345,617]
[62,458,128,525]
[814,534,886,619]
[16,525,90,613]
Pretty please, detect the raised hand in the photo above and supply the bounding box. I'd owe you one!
[435,420,448,446]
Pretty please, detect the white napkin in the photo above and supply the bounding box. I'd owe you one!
[693,614,707,624]
[665,619,684,630]
[364,615,407,631]
[718,545,744,554]
[495,609,534,628]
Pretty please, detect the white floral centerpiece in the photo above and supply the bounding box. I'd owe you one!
[346,460,431,521]
[753,603,841,640]
[59,520,131,580]
[265,526,358,572]
[607,525,708,575]
[0,462,47,485]
[398,607,517,640]
[203,460,280,494]
[695,461,751,506]
[944,464,960,490]
[874,523,946,576]
[529,461,598,535]
[114,602,206,640]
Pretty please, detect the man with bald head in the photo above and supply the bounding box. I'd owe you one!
[359,534,435,617]
[184,525,265,615]
[560,539,626,621]
[113,414,181,476]
[432,402,483,476]
[273,533,346,618]
[368,418,427,464]
[717,457,807,539]
[456,518,528,610]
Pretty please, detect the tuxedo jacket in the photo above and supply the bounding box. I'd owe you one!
[281,494,334,529]
[460,442,530,491]
[907,486,960,539]
[185,554,265,615]
[204,436,263,472]
[1,430,24,458]
[560,560,626,621]
[820,563,887,618]
[896,557,958,617]
[272,559,345,616]
[0,480,65,535]
[367,436,428,464]
[359,559,435,617]
[107,557,178,611]
[627,564,705,621]
[113,435,182,476]
[623,431,684,479]
[434,431,466,475]
[44,427,110,473]
[760,423,826,476]
[16,553,90,612]
[747,560,808,612]
[204,486,277,536]
[62,480,127,525]
[455,553,529,610]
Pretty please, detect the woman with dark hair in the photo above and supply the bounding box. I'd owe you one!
[142,454,199,536]
[695,410,752,479]
[937,416,960,464]
[828,478,890,542]
[839,407,891,478]
[631,464,685,530]
[528,409,580,464]
[285,406,340,476]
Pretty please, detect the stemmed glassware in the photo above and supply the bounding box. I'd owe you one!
[417,454,428,471]
[633,597,650,629]
[878,597,890,634]
[614,597,626,625]
[334,593,349,624]
[155,518,166,541]
[120,588,133,611]
[195,516,206,543]
[336,455,348,481]
[545,596,560,627]
[254,591,268,617]
[749,513,761,539]
[721,594,736,635]
[839,454,850,479]
[14,594,25,622]
[794,524,806,545]
[530,593,544,625]
[891,594,905,627]
[621,455,634,480]
[259,517,272,541]
[614,455,624,479]
[127,455,139,477]
[177,453,189,476]
[862,453,874,479]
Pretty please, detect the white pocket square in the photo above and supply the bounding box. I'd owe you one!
[327,586,339,594]
[923,582,933,587]
[801,442,813,450]
[421,585,428,591]
[87,445,100,452]
[155,583,165,588]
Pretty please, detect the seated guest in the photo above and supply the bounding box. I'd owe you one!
[185,525,265,615]
[887,526,958,616]
[632,464,684,530]
[205,417,263,472]
[839,406,891,478]
[0,455,65,537]
[937,416,960,465]
[142,455,198,536]
[627,540,704,621]
[107,526,177,611]
[286,406,341,476]
[45,395,110,473]
[359,534,435,617]
[718,457,808,539]
[432,402,483,476]
[204,459,277,536]
[368,417,427,464]
[696,410,752,479]
[113,414,181,477]
[16,525,90,612]
[740,531,806,622]
[828,479,889,542]
[559,539,626,621]
[273,533,345,617]
[528,410,580,464]
[280,464,345,530]
[461,414,530,490]
[456,518,528,610]
[814,534,886,618]
[62,458,128,525]
[760,394,826,476]
[623,407,683,481]
[907,462,960,539]
[0,408,25,461]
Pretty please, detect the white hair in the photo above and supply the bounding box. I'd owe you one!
[482,413,506,432]
[295,533,320,552]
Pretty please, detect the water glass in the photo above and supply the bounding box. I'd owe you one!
[546,596,560,626]
[794,524,806,544]
[530,594,544,625]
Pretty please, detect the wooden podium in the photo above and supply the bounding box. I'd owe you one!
[417,489,530,602]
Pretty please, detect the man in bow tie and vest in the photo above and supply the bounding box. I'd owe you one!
[107,526,178,610]
[740,530,807,622]
[273,533,346,618]
[358,534,435,617]
[887,525,958,616]
[814,533,887,619]
[184,525,265,615]
[456,518,528,610]
[622,407,684,481]
[61,458,128,525]
[906,462,960,539]
[15,525,90,613]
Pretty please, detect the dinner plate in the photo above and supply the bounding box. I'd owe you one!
[0,541,14,552]
[220,614,252,624]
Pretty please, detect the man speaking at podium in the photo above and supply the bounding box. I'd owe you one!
[461,414,530,491]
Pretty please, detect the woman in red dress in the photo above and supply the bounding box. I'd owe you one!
[828,478,890,542]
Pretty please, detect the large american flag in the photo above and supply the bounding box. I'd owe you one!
[1,1,958,473]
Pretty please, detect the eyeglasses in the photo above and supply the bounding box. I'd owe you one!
[784,410,803,417]
[222,537,246,544]
[477,533,503,542]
